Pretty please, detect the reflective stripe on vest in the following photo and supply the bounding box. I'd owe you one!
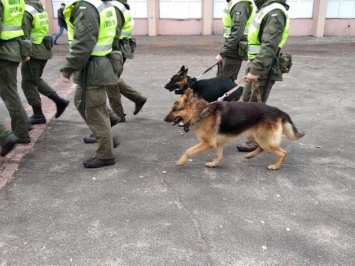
[25,4,49,45]
[222,0,255,38]
[0,0,25,40]
[64,0,117,56]
[111,0,134,39]
[247,3,289,60]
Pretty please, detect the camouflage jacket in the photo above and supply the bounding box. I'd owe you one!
[60,0,123,86]
[249,0,289,78]
[220,1,251,58]
[23,0,52,60]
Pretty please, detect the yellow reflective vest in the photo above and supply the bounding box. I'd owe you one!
[111,0,133,39]
[64,0,117,56]
[0,0,25,40]
[247,3,289,60]
[25,4,49,45]
[222,0,255,38]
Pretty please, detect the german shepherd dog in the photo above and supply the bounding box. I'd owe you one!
[164,89,305,170]
[164,65,243,102]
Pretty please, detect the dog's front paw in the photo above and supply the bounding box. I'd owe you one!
[267,164,281,170]
[176,158,187,166]
[205,162,218,168]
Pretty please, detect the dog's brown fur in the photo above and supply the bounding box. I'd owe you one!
[164,89,305,170]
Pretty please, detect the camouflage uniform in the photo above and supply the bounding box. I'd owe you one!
[0,0,31,143]
[241,0,289,103]
[106,0,146,120]
[21,0,69,125]
[217,0,255,83]
[60,0,121,167]
[238,0,290,152]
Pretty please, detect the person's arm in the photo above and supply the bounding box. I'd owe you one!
[60,3,99,78]
[112,7,124,51]
[22,12,33,40]
[220,2,250,58]
[249,9,286,77]
[0,3,4,34]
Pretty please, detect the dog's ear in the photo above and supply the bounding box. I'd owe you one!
[184,68,189,75]
[178,65,185,75]
[185,88,194,102]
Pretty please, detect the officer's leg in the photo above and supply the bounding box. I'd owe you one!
[21,59,47,124]
[240,62,253,102]
[36,59,69,118]
[0,60,30,142]
[106,84,125,118]
[221,57,242,83]
[118,79,147,115]
[21,60,42,106]
[241,81,252,102]
[0,122,18,157]
[37,59,55,96]
[250,80,275,103]
[82,85,122,145]
[76,86,114,160]
[118,79,143,102]
[74,86,85,121]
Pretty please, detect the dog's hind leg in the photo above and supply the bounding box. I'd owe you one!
[262,145,287,170]
[205,144,224,168]
[245,146,264,159]
[176,142,213,166]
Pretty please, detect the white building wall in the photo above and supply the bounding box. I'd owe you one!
[48,0,355,36]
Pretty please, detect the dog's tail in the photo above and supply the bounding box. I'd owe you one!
[282,114,305,141]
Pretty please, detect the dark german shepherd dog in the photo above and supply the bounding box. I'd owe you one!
[164,65,243,102]
[164,89,305,170]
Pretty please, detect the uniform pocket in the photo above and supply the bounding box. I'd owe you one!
[108,51,124,77]
[237,41,248,61]
[43,36,53,50]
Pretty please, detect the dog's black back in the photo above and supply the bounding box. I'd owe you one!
[164,65,243,102]
[191,77,242,102]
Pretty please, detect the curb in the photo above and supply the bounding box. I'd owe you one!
[0,79,75,190]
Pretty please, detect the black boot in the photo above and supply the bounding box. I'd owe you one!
[48,92,70,118]
[29,105,46,125]
[134,97,147,115]
[1,135,18,157]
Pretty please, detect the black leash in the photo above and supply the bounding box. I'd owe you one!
[182,62,219,91]
[195,62,219,79]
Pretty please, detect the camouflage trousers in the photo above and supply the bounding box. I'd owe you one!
[0,60,30,139]
[21,59,55,106]
[216,56,243,83]
[74,85,114,160]
[0,122,13,147]
[105,78,144,117]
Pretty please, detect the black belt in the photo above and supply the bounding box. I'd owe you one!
[89,56,107,61]
[0,38,20,46]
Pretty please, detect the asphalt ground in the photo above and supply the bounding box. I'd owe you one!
[0,35,354,265]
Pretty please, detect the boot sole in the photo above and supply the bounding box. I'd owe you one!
[83,160,116,168]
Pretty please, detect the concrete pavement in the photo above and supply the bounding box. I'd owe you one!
[0,35,354,265]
